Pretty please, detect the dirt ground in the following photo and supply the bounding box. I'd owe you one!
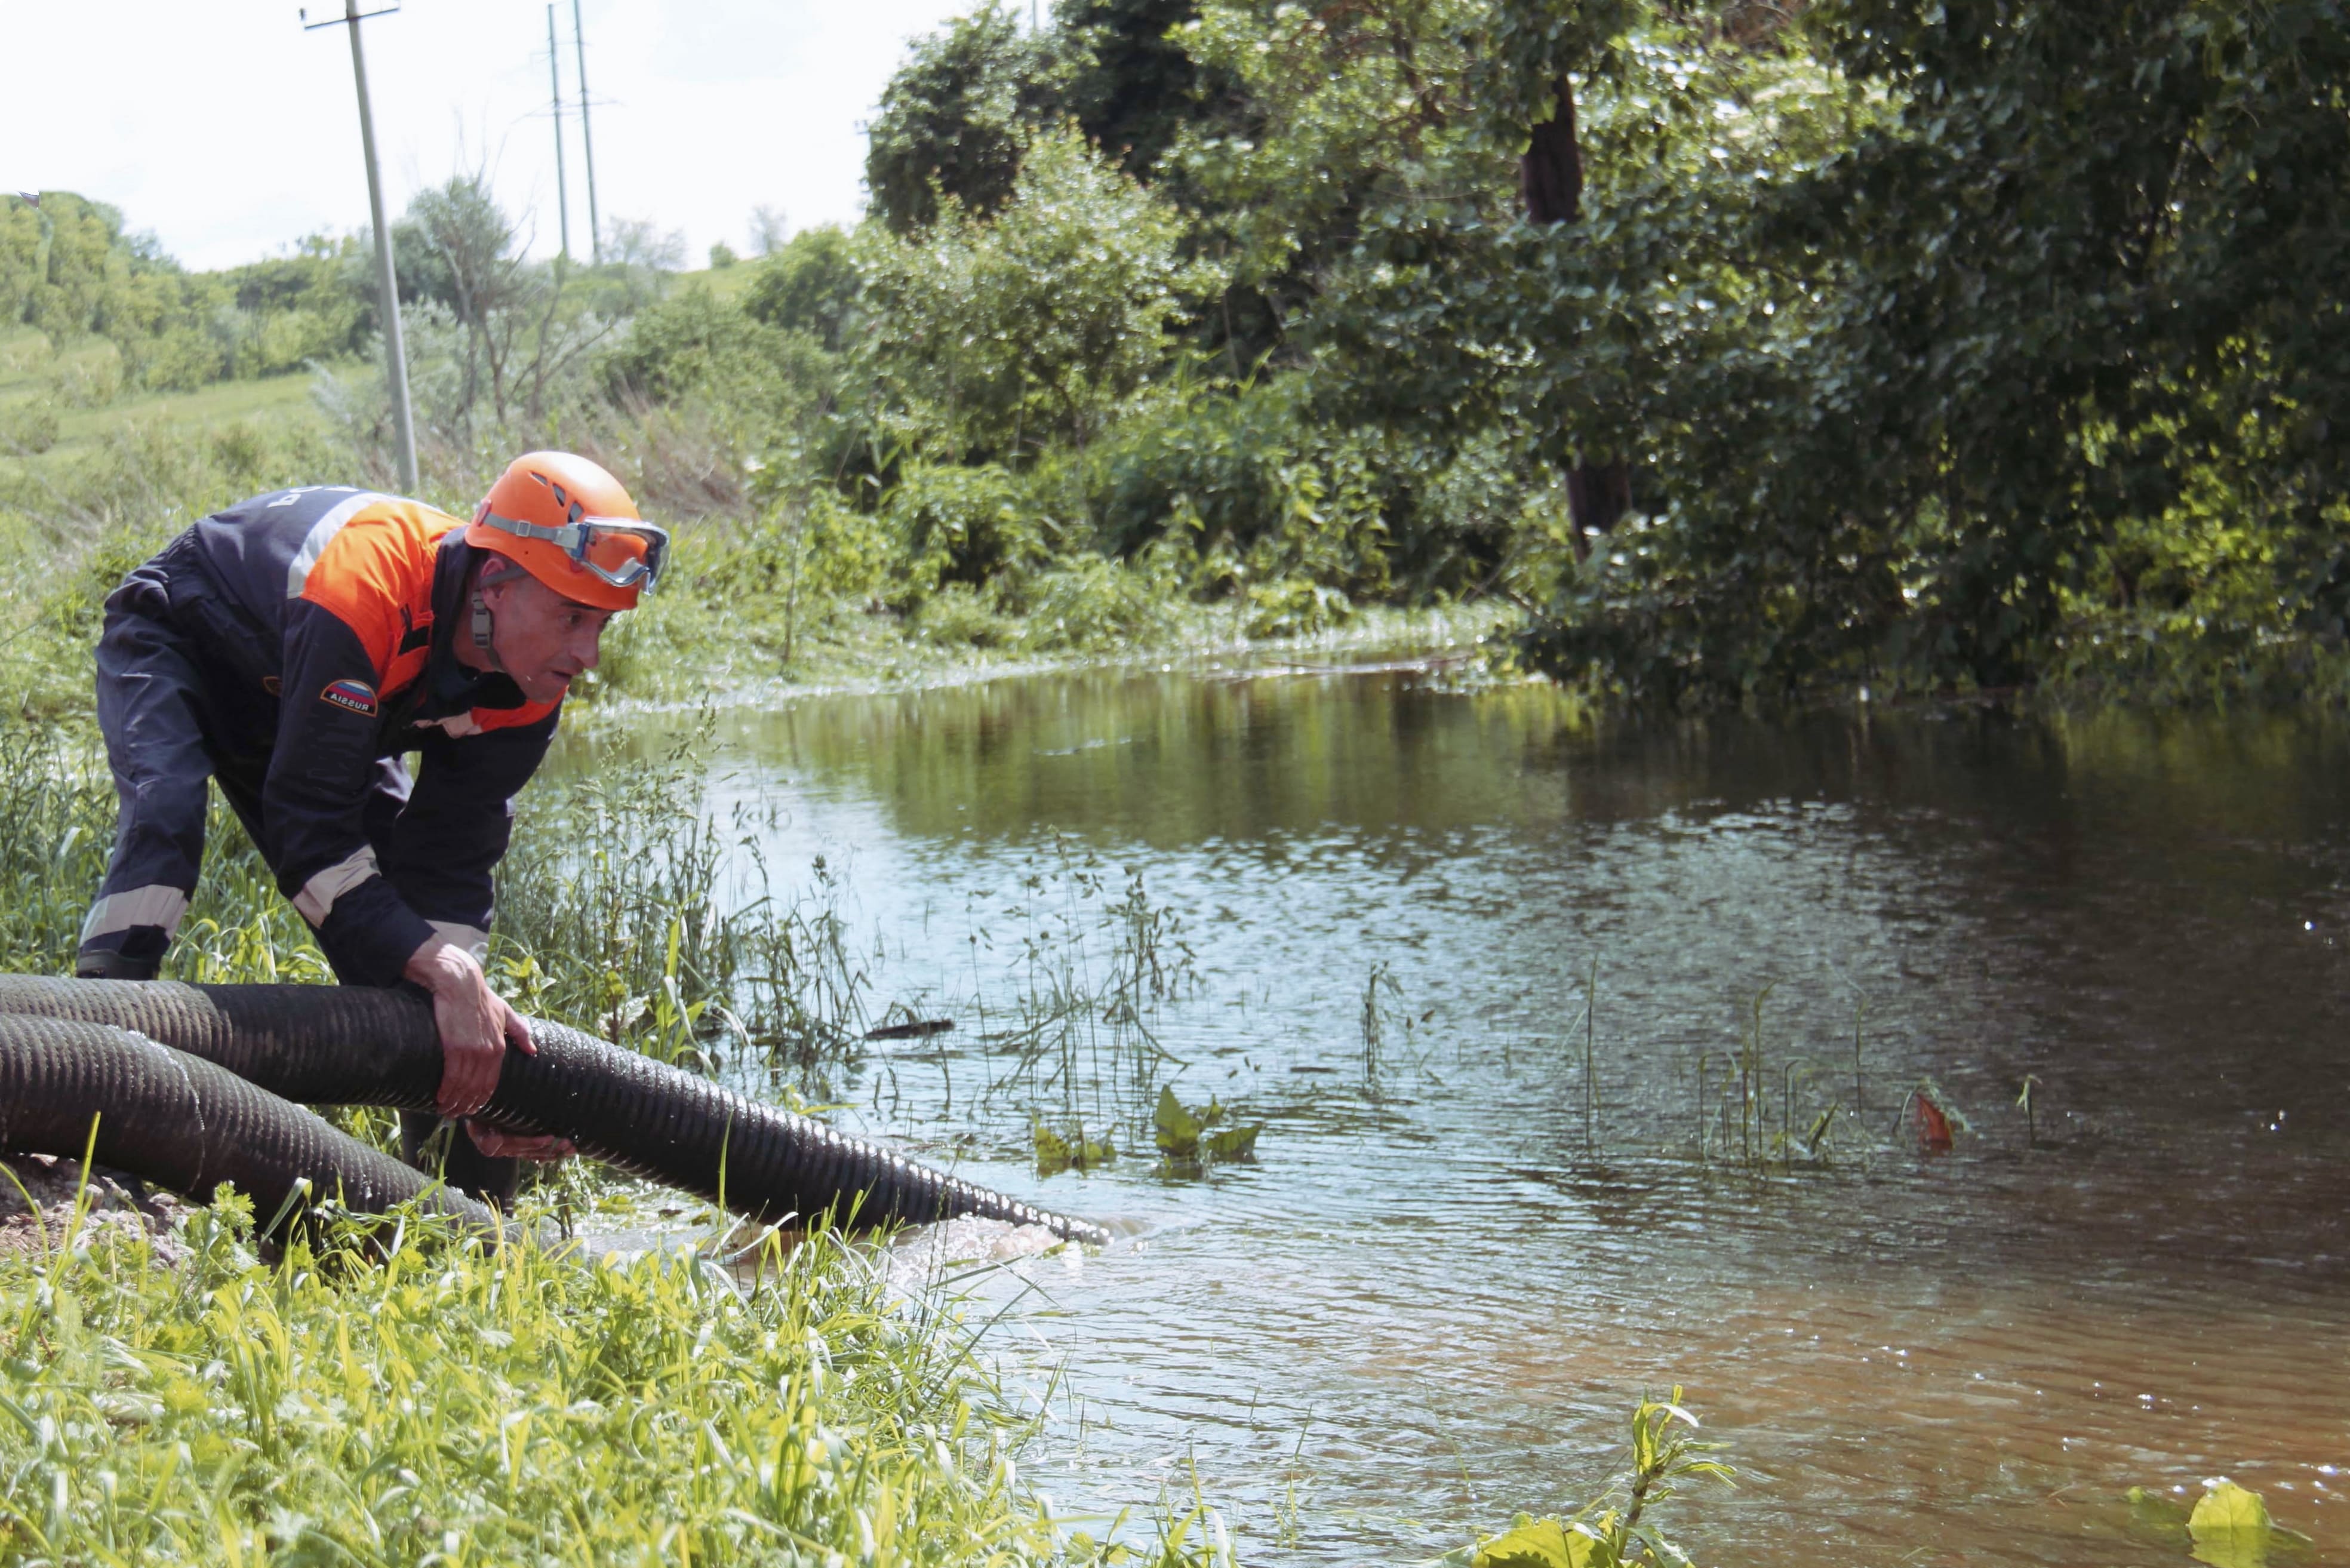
[0,1153,193,1263]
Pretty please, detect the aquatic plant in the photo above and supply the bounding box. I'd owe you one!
[1582,960,1600,1159]
[1360,961,1435,1088]
[1034,1118,1116,1175]
[2124,1477,2315,1566]
[1151,1084,1262,1171]
[1440,1389,1733,1568]
[1682,987,1933,1172]
[961,844,1195,1162]
[1691,985,1847,1170]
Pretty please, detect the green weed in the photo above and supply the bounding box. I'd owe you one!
[1033,1119,1116,1175]
[1151,1085,1262,1171]
[1440,1388,1733,1568]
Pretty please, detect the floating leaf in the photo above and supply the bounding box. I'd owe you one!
[2188,1480,2274,1568]
[1471,1515,1594,1568]
[1912,1093,1952,1151]
[1156,1087,1262,1166]
[1908,1077,1968,1151]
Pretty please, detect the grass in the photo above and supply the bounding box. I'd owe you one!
[0,329,330,473]
[0,1187,1069,1566]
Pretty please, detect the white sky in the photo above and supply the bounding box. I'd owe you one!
[4,0,981,272]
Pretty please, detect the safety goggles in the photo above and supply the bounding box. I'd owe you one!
[476,510,670,591]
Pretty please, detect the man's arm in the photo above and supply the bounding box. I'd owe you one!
[385,714,563,1127]
[263,598,438,985]
[266,604,547,1122]
[380,712,559,956]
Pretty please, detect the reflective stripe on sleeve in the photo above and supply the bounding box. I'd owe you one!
[290,847,382,926]
[428,921,490,963]
[284,491,387,599]
[78,885,192,943]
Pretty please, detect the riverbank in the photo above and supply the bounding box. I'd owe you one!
[0,408,1519,729]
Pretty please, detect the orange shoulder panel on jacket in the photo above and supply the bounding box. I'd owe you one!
[296,500,462,680]
[467,696,562,734]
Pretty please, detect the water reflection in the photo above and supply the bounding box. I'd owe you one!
[570,672,2350,1564]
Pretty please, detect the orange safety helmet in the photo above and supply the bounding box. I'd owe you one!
[465,451,668,612]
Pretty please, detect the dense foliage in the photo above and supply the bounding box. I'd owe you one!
[1,194,371,393]
[11,1,2348,706]
[845,0,2350,703]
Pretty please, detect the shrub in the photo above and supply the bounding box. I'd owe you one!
[861,128,1219,462]
[884,459,1048,600]
[0,399,58,456]
[741,225,862,352]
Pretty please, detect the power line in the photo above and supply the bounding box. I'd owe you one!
[302,0,417,496]
[573,0,601,265]
[547,3,570,264]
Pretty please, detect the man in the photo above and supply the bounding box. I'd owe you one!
[73,450,666,1205]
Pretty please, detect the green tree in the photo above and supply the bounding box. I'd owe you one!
[864,4,1084,233]
[1057,0,1215,179]
[862,128,1219,460]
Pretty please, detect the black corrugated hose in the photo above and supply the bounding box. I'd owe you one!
[0,976,1110,1245]
[0,1012,497,1234]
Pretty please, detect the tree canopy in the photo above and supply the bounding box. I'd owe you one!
[848,0,2350,702]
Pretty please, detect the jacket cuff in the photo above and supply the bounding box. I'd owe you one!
[290,849,439,986]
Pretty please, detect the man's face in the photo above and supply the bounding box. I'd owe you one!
[485,573,615,703]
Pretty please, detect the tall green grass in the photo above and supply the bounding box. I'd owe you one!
[0,1189,1074,1565]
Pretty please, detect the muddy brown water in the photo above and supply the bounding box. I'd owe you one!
[599,666,2350,1565]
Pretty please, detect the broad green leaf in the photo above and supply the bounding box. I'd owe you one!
[2188,1480,2272,1568]
[1205,1123,1262,1161]
[1153,1084,1201,1155]
[1035,1121,1115,1175]
[1472,1516,1594,1568]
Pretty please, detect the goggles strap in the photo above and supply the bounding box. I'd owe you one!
[479,511,576,548]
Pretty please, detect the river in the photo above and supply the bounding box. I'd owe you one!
[604,661,2350,1566]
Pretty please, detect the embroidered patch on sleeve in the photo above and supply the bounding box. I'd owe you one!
[320,678,379,717]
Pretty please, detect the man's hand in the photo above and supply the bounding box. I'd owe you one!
[463,1121,575,1161]
[404,936,533,1118]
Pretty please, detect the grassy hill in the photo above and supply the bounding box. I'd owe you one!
[0,325,328,474]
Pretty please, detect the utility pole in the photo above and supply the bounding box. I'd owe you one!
[547,4,571,263]
[573,0,602,264]
[304,1,417,494]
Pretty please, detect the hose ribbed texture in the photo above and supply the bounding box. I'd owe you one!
[0,1013,497,1233]
[0,977,1109,1244]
